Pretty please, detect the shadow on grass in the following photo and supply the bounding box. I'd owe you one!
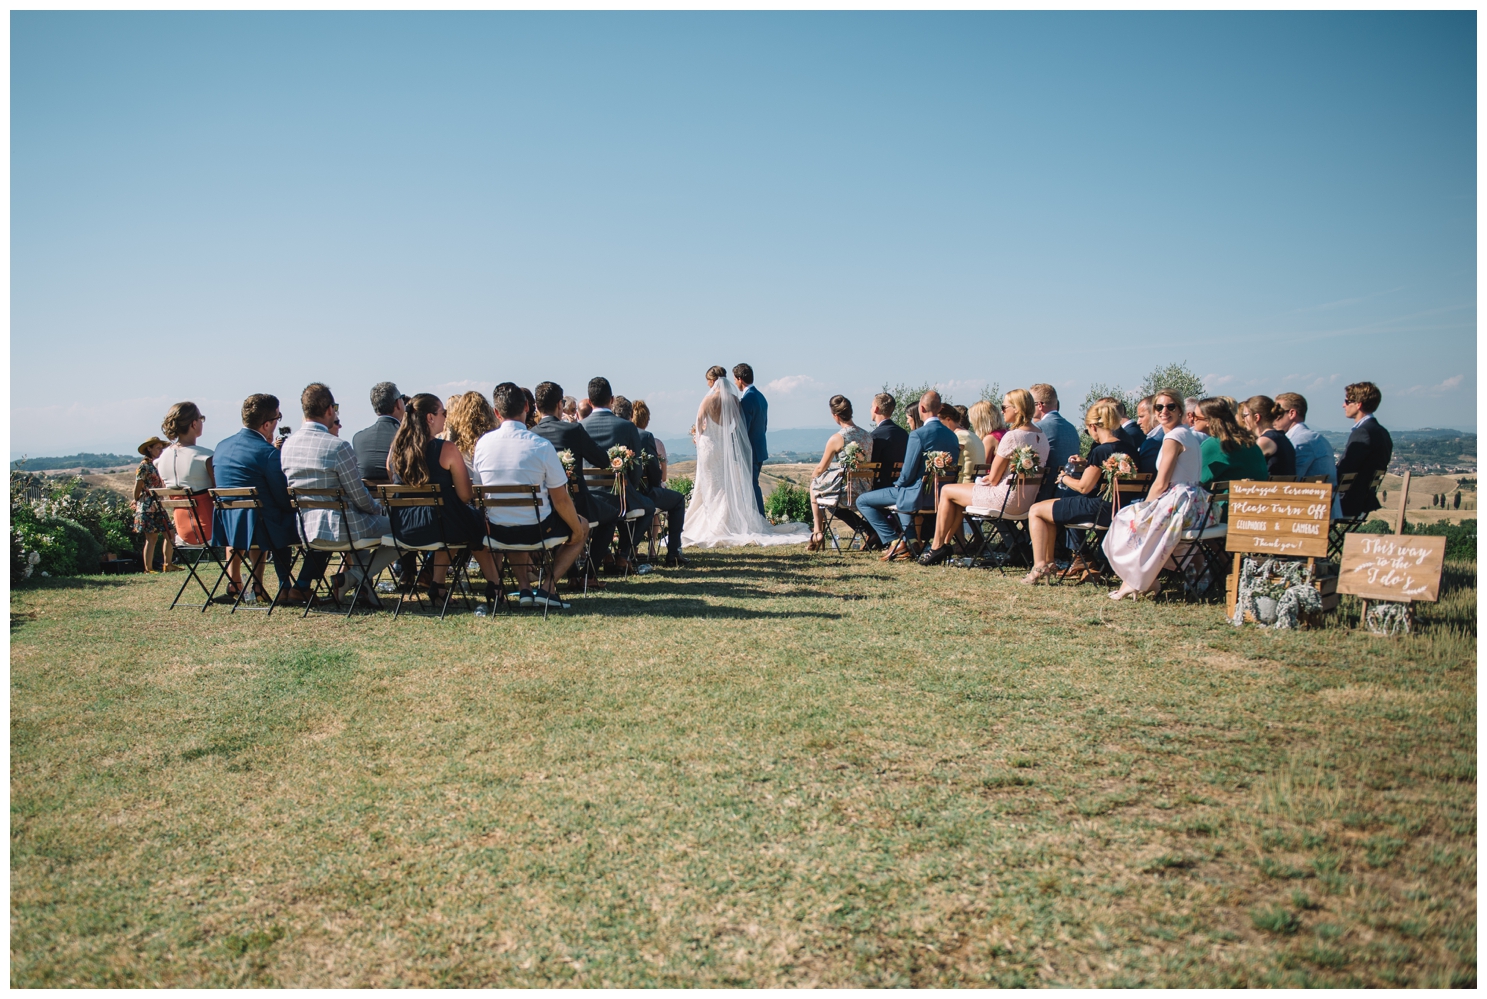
[12,575,138,592]
[578,595,843,620]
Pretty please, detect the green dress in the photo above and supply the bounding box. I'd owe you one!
[1199,437,1269,485]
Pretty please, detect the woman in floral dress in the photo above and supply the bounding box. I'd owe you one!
[807,395,873,550]
[133,437,173,573]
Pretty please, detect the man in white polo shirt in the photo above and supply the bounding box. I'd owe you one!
[473,382,589,610]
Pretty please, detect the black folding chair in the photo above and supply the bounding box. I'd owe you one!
[377,484,472,620]
[475,484,571,617]
[1058,473,1154,584]
[819,461,878,553]
[583,468,647,575]
[963,466,1056,571]
[1161,480,1231,600]
[149,487,222,610]
[286,487,384,618]
[205,488,289,614]
[1328,470,1386,560]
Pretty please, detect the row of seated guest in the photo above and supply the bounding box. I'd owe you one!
[1192,397,1269,484]
[1238,395,1297,477]
[856,390,962,561]
[806,394,874,550]
[916,389,1049,564]
[939,404,987,483]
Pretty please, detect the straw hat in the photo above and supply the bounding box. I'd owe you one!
[137,436,169,457]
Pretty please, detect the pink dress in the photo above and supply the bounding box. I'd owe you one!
[970,427,1049,517]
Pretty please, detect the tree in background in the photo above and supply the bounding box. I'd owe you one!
[881,381,1003,430]
[1137,361,1206,403]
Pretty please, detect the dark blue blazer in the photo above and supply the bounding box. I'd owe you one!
[887,419,961,512]
[1137,426,1165,475]
[738,386,768,465]
[1118,420,1145,451]
[211,428,296,550]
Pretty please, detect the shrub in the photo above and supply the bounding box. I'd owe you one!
[9,472,135,577]
[12,516,80,577]
[670,476,694,500]
[765,482,811,524]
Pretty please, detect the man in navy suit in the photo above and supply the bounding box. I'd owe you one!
[1031,384,1081,502]
[211,393,321,604]
[1336,381,1393,518]
[1135,394,1165,474]
[581,377,657,572]
[733,363,769,515]
[855,390,960,561]
[1112,398,1145,450]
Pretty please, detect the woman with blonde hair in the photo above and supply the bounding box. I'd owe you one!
[444,391,495,476]
[157,401,215,547]
[1102,388,1208,599]
[968,399,1006,453]
[916,389,1049,565]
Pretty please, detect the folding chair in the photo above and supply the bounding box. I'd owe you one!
[286,487,385,618]
[1328,470,1386,560]
[377,484,472,620]
[584,469,647,576]
[204,488,290,614]
[149,486,222,610]
[1058,473,1154,584]
[475,484,570,618]
[963,466,1056,571]
[1164,480,1230,600]
[903,473,957,557]
[816,462,878,553]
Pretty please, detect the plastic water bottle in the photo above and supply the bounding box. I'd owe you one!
[474,604,489,618]
[636,563,653,575]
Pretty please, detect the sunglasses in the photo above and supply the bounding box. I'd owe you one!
[1153,402,1180,412]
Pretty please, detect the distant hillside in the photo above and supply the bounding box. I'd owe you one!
[11,453,136,472]
[662,428,836,460]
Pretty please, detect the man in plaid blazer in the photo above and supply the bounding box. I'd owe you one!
[279,383,399,604]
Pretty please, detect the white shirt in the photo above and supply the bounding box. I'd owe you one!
[472,420,567,526]
[1353,413,1376,429]
[157,443,213,490]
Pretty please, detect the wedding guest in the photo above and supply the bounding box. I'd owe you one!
[521,387,539,428]
[632,400,665,480]
[280,383,400,606]
[474,382,589,609]
[531,381,619,588]
[577,398,594,420]
[352,382,406,481]
[560,396,580,422]
[581,376,659,573]
[157,401,215,546]
[857,390,959,560]
[1273,392,1338,489]
[1336,381,1392,518]
[1136,395,1164,474]
[940,403,986,484]
[1024,399,1135,583]
[211,394,316,605]
[444,391,495,477]
[629,398,688,566]
[969,399,1005,452]
[133,437,173,574]
[1184,397,1208,439]
[1114,398,1145,449]
[917,389,1046,565]
[1192,397,1268,484]
[1239,395,1297,477]
[387,393,500,605]
[905,405,924,432]
[807,395,874,550]
[859,395,909,554]
[1102,389,1208,599]
[1031,384,1080,501]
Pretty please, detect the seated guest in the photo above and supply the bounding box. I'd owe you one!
[211,394,317,605]
[632,400,665,479]
[521,387,539,428]
[1103,389,1209,600]
[386,394,501,604]
[969,399,1005,453]
[1273,392,1338,489]
[614,395,688,567]
[917,389,1047,565]
[1184,397,1208,439]
[157,401,215,546]
[352,382,405,481]
[530,380,620,586]
[857,391,959,561]
[1192,397,1268,484]
[581,377,659,573]
[1113,398,1145,449]
[445,391,495,477]
[940,403,986,483]
[1031,384,1080,501]
[561,396,579,422]
[905,404,924,431]
[869,393,909,492]
[1136,394,1165,474]
[1239,395,1297,477]
[577,398,594,420]
[1023,399,1135,583]
[280,383,400,606]
[473,382,589,609]
[1337,380,1392,518]
[807,394,874,551]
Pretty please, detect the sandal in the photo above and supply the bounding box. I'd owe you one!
[1021,563,1056,585]
[807,532,823,553]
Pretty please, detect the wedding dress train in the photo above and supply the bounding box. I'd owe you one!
[681,380,810,548]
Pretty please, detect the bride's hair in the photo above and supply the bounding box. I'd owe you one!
[706,365,728,383]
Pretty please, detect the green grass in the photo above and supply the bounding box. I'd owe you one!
[10,550,1477,986]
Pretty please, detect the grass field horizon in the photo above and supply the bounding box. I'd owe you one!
[10,548,1476,986]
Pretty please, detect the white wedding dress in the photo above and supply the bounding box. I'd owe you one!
[681,380,810,548]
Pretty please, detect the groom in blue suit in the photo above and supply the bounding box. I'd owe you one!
[734,363,769,514]
[856,390,960,559]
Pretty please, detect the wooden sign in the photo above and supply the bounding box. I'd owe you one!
[1225,480,1332,559]
[1336,533,1446,603]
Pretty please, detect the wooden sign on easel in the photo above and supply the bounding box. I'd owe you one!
[1335,472,1446,615]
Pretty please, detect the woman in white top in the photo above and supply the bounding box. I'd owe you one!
[1102,388,1209,599]
[158,402,215,546]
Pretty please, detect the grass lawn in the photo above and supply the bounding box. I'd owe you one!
[10,548,1476,986]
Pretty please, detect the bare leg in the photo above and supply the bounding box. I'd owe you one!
[511,553,534,590]
[143,532,159,572]
[1027,499,1058,567]
[932,484,976,548]
[430,549,449,585]
[225,549,242,588]
[472,550,499,583]
[543,535,586,593]
[162,534,175,570]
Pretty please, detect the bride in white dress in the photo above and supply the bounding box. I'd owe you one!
[681,366,811,548]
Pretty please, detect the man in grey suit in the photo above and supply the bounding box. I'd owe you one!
[351,381,405,481]
[1031,384,1081,502]
[580,377,657,573]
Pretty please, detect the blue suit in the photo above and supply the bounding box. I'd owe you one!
[856,418,961,544]
[212,428,296,551]
[1137,425,1165,475]
[738,385,769,514]
[1035,411,1082,502]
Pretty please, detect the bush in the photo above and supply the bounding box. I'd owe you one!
[12,515,80,577]
[670,476,694,500]
[9,472,136,578]
[765,482,811,524]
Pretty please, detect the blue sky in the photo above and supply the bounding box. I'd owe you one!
[11,11,1476,457]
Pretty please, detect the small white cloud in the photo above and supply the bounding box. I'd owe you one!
[1202,373,1235,388]
[764,375,822,395]
[1400,374,1467,396]
[1438,374,1465,391]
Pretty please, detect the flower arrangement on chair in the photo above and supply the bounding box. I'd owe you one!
[606,446,637,496]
